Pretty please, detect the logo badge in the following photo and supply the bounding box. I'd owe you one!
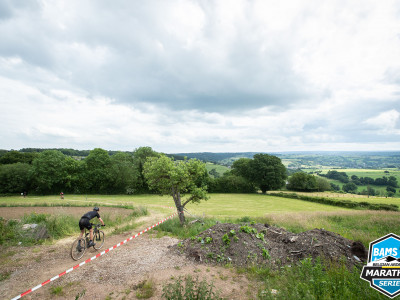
[361,233,400,298]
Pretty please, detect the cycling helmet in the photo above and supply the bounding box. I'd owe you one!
[93,207,99,211]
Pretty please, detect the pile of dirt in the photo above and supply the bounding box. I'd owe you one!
[173,223,367,268]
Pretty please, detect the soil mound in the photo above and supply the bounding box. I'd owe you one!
[174,223,367,268]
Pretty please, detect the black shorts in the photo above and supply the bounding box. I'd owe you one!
[79,218,92,230]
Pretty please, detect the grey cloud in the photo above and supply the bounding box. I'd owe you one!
[0,1,319,113]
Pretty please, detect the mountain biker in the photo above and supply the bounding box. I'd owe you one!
[79,207,105,247]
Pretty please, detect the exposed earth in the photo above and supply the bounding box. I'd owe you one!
[174,222,367,269]
[1,207,367,299]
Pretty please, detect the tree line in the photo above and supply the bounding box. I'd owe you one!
[0,148,288,196]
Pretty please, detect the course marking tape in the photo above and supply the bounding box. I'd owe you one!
[11,211,178,300]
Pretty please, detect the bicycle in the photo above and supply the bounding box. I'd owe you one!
[71,224,105,260]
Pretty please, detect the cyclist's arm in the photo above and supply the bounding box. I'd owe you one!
[99,217,105,226]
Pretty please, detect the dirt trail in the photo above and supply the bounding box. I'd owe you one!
[1,210,254,300]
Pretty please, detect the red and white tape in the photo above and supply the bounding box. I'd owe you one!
[11,211,178,300]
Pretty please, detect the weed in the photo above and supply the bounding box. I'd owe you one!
[222,234,231,246]
[256,232,265,241]
[204,236,213,244]
[0,271,11,281]
[229,229,236,236]
[74,289,86,300]
[262,248,271,260]
[240,225,257,234]
[162,275,223,300]
[50,286,64,296]
[135,279,155,299]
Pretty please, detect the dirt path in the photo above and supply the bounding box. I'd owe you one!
[1,211,255,300]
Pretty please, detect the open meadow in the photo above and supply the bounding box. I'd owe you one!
[1,192,399,246]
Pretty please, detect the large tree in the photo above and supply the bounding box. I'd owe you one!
[132,146,160,193]
[30,150,78,194]
[0,163,32,193]
[82,148,112,193]
[143,155,208,224]
[110,152,140,194]
[287,172,317,192]
[233,154,287,193]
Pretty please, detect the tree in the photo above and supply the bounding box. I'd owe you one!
[0,151,38,165]
[207,172,256,193]
[287,172,317,192]
[248,154,287,193]
[231,158,252,178]
[0,163,32,193]
[387,186,396,194]
[82,148,112,193]
[208,168,220,178]
[30,150,77,194]
[132,147,160,193]
[143,155,208,225]
[109,152,140,194]
[342,182,358,194]
[316,176,331,192]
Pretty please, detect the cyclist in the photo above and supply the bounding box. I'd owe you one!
[78,207,105,247]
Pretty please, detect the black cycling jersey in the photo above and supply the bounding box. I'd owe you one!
[81,210,100,220]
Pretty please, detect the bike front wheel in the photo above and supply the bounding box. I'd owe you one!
[93,231,105,250]
[71,238,86,260]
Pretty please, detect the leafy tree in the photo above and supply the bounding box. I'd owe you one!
[207,173,256,193]
[388,176,398,188]
[324,170,349,183]
[342,182,358,194]
[231,158,252,178]
[208,168,220,178]
[287,172,317,192]
[143,155,208,224]
[315,176,331,192]
[0,151,38,165]
[360,177,375,185]
[248,154,287,193]
[0,163,32,193]
[82,148,112,193]
[387,186,396,194]
[132,147,160,193]
[30,150,78,194]
[232,154,286,193]
[330,183,340,191]
[110,152,140,194]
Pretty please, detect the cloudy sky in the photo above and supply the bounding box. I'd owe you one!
[1,0,400,153]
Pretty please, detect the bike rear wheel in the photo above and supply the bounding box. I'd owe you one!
[71,238,86,260]
[93,231,105,250]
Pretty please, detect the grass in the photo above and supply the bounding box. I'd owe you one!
[135,279,156,299]
[162,275,222,300]
[254,258,387,300]
[0,205,148,246]
[0,193,350,219]
[260,210,400,247]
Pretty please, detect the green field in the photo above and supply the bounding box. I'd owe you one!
[0,193,348,218]
[1,192,400,246]
[205,162,230,177]
[299,168,400,197]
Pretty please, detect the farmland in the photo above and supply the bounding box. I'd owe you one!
[1,192,397,299]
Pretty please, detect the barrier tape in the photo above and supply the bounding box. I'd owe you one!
[11,211,178,300]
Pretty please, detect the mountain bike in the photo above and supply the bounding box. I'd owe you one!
[71,224,105,260]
